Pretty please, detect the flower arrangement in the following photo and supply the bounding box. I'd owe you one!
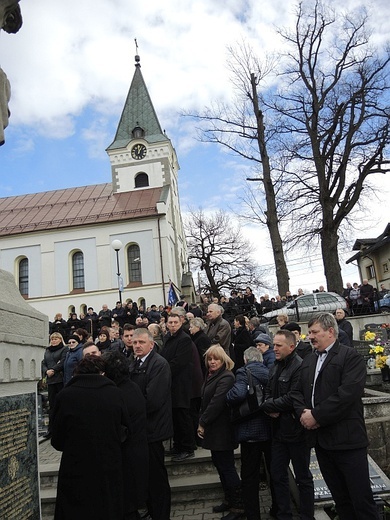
[375,355,388,369]
[365,331,376,341]
[369,345,385,355]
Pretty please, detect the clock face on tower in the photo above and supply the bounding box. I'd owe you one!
[131,144,147,160]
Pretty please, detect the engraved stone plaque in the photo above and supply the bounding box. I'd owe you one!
[0,393,40,519]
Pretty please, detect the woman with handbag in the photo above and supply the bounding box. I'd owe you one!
[227,347,277,520]
[197,345,244,520]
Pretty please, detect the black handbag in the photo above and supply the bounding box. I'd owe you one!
[231,367,265,424]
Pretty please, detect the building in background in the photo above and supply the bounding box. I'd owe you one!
[346,223,390,289]
[0,55,194,319]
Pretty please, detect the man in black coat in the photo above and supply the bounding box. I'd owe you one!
[293,313,379,520]
[206,304,232,354]
[334,308,353,346]
[129,328,173,520]
[161,312,195,461]
[112,301,126,328]
[282,322,312,359]
[261,330,314,520]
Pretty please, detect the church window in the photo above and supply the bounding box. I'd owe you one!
[132,125,145,138]
[135,172,149,188]
[127,244,142,283]
[19,257,29,296]
[72,251,85,290]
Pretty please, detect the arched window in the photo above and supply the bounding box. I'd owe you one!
[135,172,149,188]
[19,257,29,296]
[127,244,142,283]
[72,251,85,290]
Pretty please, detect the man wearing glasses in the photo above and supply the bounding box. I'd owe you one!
[63,334,83,385]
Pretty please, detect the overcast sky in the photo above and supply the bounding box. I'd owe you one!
[1,0,389,294]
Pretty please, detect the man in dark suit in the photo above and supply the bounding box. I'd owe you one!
[161,312,194,461]
[293,313,379,520]
[129,328,173,520]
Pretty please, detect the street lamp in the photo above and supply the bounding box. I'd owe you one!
[111,239,123,304]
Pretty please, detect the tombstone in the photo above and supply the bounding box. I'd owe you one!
[0,269,47,519]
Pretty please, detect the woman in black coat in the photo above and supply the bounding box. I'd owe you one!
[232,315,252,372]
[51,356,130,520]
[41,332,68,438]
[103,351,149,520]
[197,345,244,520]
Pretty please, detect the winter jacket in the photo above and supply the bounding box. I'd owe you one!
[226,361,271,443]
[63,343,83,385]
[129,349,173,443]
[41,344,68,384]
[199,366,237,451]
[261,351,304,443]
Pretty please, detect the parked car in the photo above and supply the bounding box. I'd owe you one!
[260,292,348,323]
[374,293,390,314]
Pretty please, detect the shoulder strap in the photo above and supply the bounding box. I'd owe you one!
[245,366,255,394]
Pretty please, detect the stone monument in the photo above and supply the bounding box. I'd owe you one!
[0,0,22,145]
[0,269,48,519]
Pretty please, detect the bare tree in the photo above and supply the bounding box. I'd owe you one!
[183,43,290,296]
[184,208,267,297]
[273,1,390,293]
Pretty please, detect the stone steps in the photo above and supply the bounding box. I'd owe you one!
[39,448,241,520]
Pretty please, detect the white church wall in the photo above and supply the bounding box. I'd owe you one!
[0,243,42,297]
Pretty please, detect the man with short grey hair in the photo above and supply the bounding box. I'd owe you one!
[206,304,231,353]
[227,346,276,519]
[334,308,353,346]
[243,346,263,364]
[294,313,378,520]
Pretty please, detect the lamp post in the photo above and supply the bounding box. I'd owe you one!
[111,239,123,304]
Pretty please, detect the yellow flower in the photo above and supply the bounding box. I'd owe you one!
[364,331,376,341]
[369,345,385,355]
[376,355,388,369]
[301,334,306,340]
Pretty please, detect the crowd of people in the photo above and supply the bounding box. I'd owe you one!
[41,295,380,520]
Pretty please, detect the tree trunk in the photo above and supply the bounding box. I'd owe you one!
[203,264,220,298]
[320,221,344,295]
[250,73,290,296]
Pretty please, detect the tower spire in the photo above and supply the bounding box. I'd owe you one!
[134,38,140,67]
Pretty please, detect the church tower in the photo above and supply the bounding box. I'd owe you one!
[106,54,180,196]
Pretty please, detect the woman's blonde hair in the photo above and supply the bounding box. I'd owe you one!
[204,344,234,371]
[276,313,289,325]
[49,332,65,344]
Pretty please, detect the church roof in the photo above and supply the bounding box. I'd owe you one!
[0,184,166,237]
[107,59,167,151]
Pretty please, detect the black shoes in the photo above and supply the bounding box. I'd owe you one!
[165,447,179,456]
[171,451,195,462]
[212,503,230,513]
[221,512,245,520]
